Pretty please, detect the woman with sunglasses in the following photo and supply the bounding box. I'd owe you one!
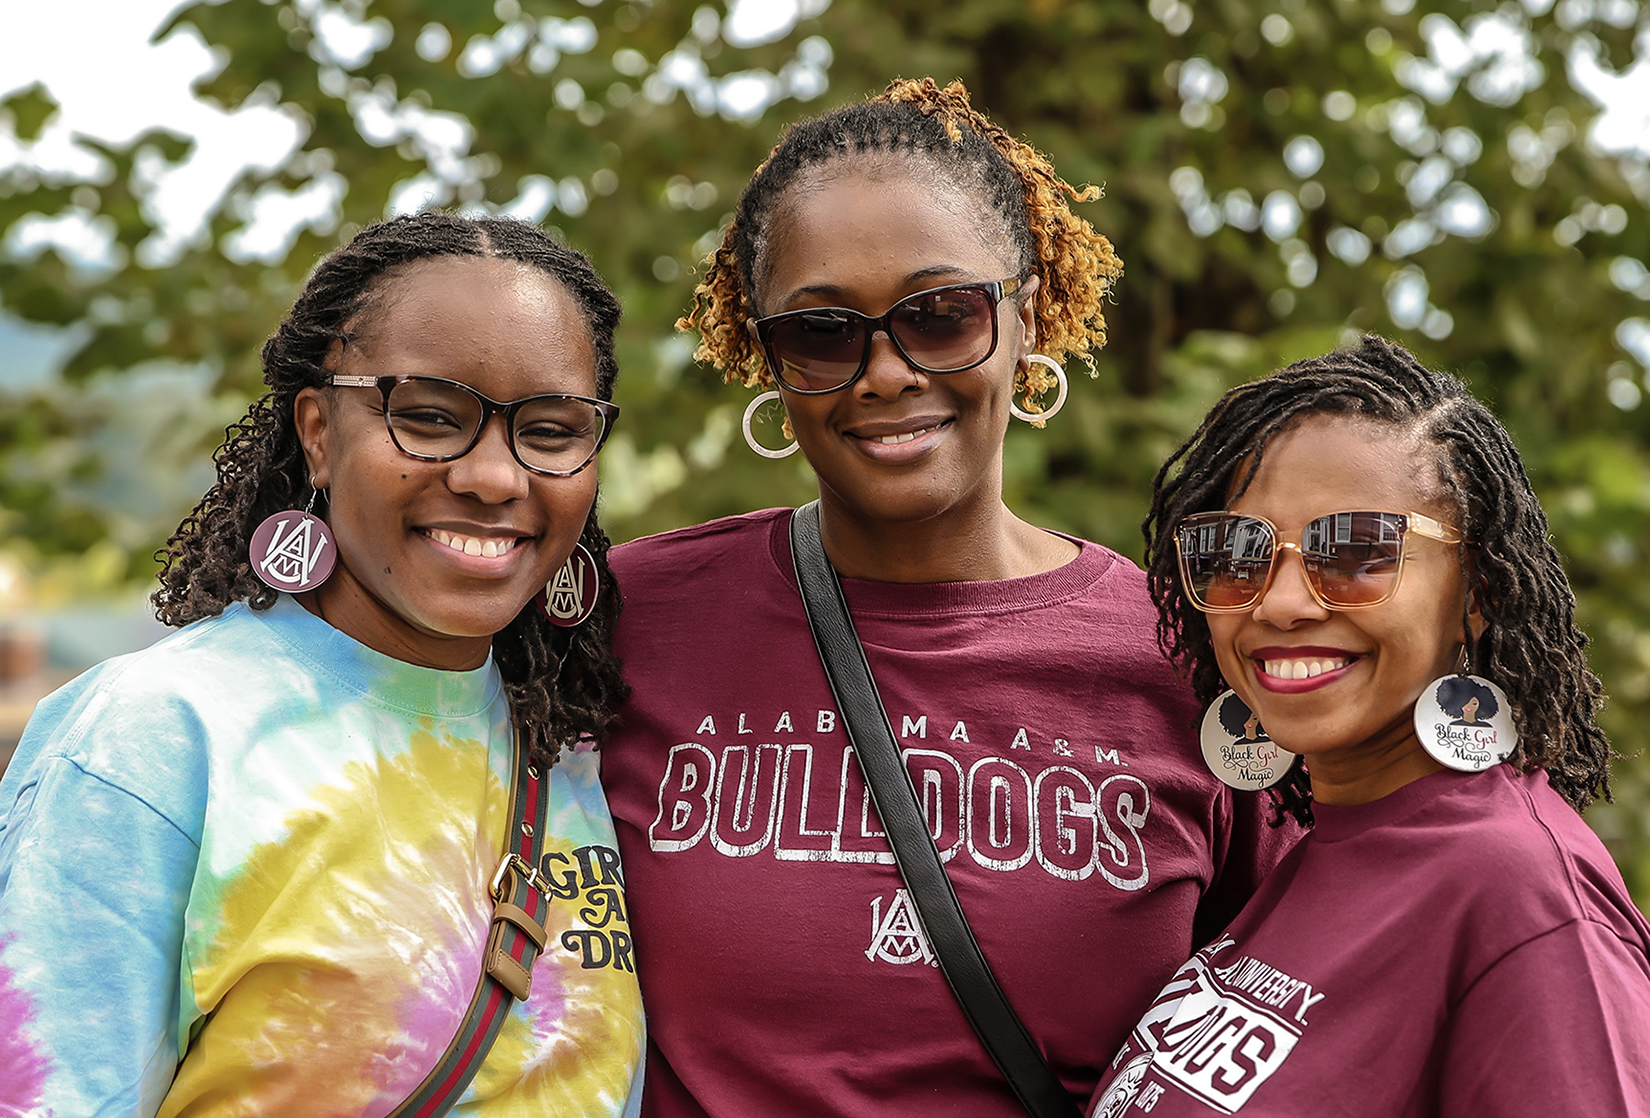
[0,213,644,1116]
[1088,336,1650,1117]
[600,79,1296,1115]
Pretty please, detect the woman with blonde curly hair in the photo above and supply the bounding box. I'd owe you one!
[601,78,1295,1116]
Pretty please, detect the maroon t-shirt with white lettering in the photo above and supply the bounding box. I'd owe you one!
[1086,766,1650,1118]
[603,509,1299,1116]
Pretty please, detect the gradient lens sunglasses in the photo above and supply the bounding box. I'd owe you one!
[1175,509,1462,613]
[749,275,1030,395]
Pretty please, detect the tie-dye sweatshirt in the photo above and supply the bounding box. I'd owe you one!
[0,594,644,1118]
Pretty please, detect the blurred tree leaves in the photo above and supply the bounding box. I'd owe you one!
[0,85,62,145]
[4,0,1650,902]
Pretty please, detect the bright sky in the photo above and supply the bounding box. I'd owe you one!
[5,1,1648,247]
[0,0,1647,369]
[0,1,304,260]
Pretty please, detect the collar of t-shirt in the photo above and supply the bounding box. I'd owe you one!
[1308,765,1525,844]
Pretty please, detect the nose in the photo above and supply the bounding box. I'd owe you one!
[852,329,925,401]
[445,415,531,503]
[1250,546,1331,629]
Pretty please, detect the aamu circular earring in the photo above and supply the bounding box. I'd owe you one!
[249,482,337,593]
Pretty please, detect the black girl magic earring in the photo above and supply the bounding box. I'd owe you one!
[1412,637,1517,772]
[536,543,601,627]
[1198,690,1298,791]
[249,480,337,592]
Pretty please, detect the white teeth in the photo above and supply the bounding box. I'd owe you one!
[1262,657,1350,680]
[876,427,933,445]
[428,529,517,558]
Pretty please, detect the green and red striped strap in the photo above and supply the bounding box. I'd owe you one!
[388,729,551,1118]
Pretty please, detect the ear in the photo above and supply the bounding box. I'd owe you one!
[1458,573,1489,674]
[1015,273,1040,354]
[1466,585,1487,642]
[293,387,332,490]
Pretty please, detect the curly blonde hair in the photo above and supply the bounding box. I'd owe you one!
[679,77,1122,418]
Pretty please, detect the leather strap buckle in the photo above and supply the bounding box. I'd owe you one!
[485,898,550,1000]
[489,852,546,903]
[485,854,551,1000]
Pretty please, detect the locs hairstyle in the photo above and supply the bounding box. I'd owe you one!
[153,212,627,763]
[680,77,1122,416]
[1143,334,1611,826]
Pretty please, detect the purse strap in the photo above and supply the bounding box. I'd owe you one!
[788,502,1081,1118]
[388,724,553,1118]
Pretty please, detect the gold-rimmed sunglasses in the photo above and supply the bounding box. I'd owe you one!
[1175,509,1462,613]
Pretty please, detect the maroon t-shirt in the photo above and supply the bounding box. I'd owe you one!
[604,509,1298,1116]
[1087,766,1650,1117]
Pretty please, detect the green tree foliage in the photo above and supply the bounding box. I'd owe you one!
[4,0,1650,902]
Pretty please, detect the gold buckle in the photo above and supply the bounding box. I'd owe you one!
[489,853,547,903]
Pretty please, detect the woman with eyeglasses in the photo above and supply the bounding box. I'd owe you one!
[599,78,1297,1115]
[1087,336,1650,1117]
[0,213,644,1116]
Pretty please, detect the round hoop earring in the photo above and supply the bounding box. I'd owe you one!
[1009,354,1069,424]
[742,390,800,459]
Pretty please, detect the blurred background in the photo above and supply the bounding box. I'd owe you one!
[3,0,1650,911]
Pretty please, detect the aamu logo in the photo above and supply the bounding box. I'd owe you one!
[249,511,336,592]
[866,889,936,966]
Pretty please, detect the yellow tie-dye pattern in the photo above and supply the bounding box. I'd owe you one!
[458,835,645,1117]
[161,726,507,1118]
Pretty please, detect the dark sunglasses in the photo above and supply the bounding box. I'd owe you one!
[330,374,618,477]
[1175,509,1462,613]
[749,275,1030,395]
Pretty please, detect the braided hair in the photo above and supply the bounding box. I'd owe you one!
[680,77,1122,415]
[153,212,627,762]
[1144,334,1612,826]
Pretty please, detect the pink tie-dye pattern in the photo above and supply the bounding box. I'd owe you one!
[360,925,488,1116]
[0,936,51,1112]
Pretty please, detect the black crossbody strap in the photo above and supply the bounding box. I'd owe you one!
[788,502,1081,1118]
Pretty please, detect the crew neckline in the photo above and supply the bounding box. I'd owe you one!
[1309,766,1512,843]
[765,507,1116,619]
[248,594,503,719]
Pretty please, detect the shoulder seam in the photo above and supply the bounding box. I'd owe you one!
[1517,773,1590,916]
[1451,916,1630,1011]
[28,756,200,848]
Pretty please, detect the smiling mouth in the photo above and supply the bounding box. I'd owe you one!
[1259,655,1353,680]
[855,419,952,445]
[875,426,939,444]
[423,528,521,558]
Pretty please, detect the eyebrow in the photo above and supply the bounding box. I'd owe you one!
[775,266,976,310]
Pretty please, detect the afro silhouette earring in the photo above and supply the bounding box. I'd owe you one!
[1413,672,1517,772]
[1199,690,1297,791]
[249,482,337,593]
